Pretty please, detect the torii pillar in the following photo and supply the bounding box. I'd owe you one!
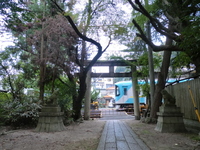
[84,69,91,120]
[132,65,140,120]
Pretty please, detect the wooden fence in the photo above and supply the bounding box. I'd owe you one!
[166,78,200,121]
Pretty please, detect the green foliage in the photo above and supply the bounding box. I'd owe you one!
[179,16,200,60]
[2,97,41,127]
[0,92,11,125]
[44,77,76,123]
[153,0,200,72]
[0,0,23,16]
[171,52,191,68]
[190,135,200,141]
[140,82,150,97]
[91,89,100,101]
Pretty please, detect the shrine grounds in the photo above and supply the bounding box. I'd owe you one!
[1,119,200,150]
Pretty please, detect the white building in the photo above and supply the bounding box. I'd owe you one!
[91,78,114,98]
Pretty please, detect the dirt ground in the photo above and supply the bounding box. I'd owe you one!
[125,120,200,150]
[1,119,200,150]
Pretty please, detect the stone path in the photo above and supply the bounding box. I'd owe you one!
[97,120,150,150]
[98,108,134,121]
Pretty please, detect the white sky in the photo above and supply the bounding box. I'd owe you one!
[0,16,14,51]
[0,1,131,58]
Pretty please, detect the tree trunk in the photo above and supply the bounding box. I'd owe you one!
[39,3,46,104]
[146,21,155,110]
[72,71,87,121]
[150,37,172,120]
[73,98,83,121]
[39,66,45,103]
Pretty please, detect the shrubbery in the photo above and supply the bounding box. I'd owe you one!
[0,88,76,128]
[0,95,41,128]
[0,92,11,126]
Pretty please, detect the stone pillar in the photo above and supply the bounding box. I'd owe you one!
[131,65,140,120]
[84,69,91,120]
[155,105,186,133]
[35,105,65,132]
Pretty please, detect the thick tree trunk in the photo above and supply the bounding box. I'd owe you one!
[150,38,172,120]
[150,73,165,119]
[73,99,83,121]
[146,21,155,110]
[72,72,87,121]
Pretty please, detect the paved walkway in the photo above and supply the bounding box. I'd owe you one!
[99,109,134,121]
[97,120,150,150]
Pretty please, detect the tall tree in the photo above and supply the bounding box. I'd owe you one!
[2,0,79,106]
[52,0,129,120]
[127,0,200,120]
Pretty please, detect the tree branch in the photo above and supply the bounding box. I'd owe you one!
[128,0,179,41]
[58,77,71,88]
[51,0,104,73]
[132,19,183,52]
[0,63,16,99]
[134,0,178,40]
[126,0,143,13]
[51,1,102,51]
[103,36,112,53]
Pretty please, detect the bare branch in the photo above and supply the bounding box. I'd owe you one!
[126,0,143,13]
[128,0,179,41]
[75,46,81,67]
[51,0,102,52]
[103,37,112,53]
[132,19,155,48]
[50,0,104,73]
[132,19,183,52]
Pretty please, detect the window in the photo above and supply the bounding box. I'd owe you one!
[115,85,120,96]
[124,87,127,95]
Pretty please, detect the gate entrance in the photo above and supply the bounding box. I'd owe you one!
[83,60,141,120]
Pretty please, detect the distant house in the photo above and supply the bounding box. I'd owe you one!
[91,78,114,98]
[106,86,115,98]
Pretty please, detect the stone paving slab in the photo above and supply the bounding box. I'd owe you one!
[97,120,150,150]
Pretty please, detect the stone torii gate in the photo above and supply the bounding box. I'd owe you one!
[84,60,141,120]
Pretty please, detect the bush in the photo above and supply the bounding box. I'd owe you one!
[3,96,41,127]
[0,92,11,126]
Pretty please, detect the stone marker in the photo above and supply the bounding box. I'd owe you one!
[35,105,65,132]
[35,91,65,132]
[155,89,186,133]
